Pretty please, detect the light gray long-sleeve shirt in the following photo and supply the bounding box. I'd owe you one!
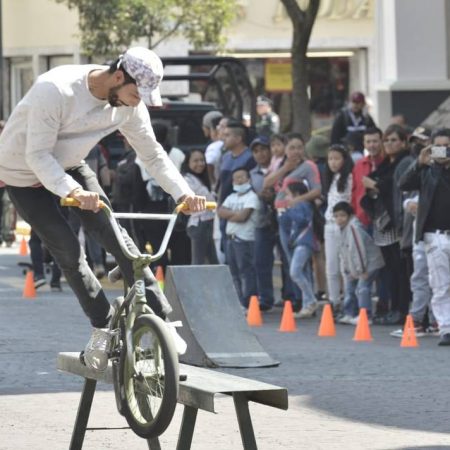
[0,64,193,201]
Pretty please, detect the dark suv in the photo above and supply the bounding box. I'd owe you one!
[101,56,255,167]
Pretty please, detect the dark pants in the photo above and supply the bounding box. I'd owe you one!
[29,229,62,285]
[253,226,275,307]
[379,242,411,316]
[7,164,171,327]
[187,220,218,265]
[226,237,257,308]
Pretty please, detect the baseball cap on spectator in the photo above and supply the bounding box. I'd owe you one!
[121,47,164,107]
[350,91,365,104]
[256,95,272,106]
[408,126,432,142]
[306,135,329,159]
[250,135,270,150]
[202,110,223,130]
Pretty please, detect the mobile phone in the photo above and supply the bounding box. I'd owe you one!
[430,146,450,159]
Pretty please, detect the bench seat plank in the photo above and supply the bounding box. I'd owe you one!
[57,352,288,414]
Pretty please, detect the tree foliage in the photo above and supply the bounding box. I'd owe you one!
[280,0,320,139]
[56,0,237,57]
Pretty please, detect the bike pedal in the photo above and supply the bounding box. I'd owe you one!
[79,351,86,367]
[179,373,187,382]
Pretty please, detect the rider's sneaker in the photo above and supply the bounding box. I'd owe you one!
[166,321,187,355]
[84,328,117,371]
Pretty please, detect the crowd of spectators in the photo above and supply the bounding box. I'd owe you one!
[14,90,450,347]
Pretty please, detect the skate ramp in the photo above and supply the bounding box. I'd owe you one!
[165,265,279,368]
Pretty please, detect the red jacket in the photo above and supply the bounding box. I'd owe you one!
[352,155,383,226]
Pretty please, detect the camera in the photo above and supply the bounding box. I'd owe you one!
[430,146,450,159]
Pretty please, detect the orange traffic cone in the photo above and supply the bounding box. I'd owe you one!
[318,303,336,337]
[247,295,263,327]
[401,314,419,348]
[353,308,373,341]
[19,237,28,256]
[155,266,164,290]
[279,300,297,332]
[23,271,36,299]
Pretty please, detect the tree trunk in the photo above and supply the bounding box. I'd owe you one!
[281,0,320,140]
[291,29,310,138]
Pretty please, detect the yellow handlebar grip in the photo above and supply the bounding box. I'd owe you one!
[60,197,106,209]
[60,198,80,207]
[175,201,217,214]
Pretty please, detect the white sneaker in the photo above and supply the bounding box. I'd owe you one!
[166,321,187,355]
[349,316,373,326]
[84,328,118,372]
[338,314,354,325]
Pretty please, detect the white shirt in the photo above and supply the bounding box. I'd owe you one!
[223,189,259,241]
[183,173,215,227]
[0,64,193,201]
[325,173,353,223]
[205,140,223,181]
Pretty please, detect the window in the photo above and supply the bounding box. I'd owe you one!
[10,58,34,108]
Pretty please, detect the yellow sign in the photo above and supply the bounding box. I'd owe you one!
[265,59,292,93]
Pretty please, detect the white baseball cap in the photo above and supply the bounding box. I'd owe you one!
[121,47,164,106]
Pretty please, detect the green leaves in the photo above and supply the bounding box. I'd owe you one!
[55,0,237,58]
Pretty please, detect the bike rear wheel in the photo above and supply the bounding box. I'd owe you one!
[120,314,179,438]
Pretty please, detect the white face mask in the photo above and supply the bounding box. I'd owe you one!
[233,182,251,194]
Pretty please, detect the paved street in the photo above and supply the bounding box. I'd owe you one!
[0,241,450,450]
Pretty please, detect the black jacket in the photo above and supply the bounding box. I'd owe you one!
[330,107,376,145]
[398,159,442,243]
[366,150,411,232]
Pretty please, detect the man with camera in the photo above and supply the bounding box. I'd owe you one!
[399,128,450,346]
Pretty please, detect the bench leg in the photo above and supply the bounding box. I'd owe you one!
[233,393,258,450]
[69,378,97,450]
[176,405,198,450]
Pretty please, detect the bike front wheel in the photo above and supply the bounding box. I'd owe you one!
[120,314,179,438]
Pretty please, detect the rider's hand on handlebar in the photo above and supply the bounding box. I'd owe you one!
[69,187,102,212]
[178,194,207,214]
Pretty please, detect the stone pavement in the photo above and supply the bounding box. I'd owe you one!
[0,241,450,449]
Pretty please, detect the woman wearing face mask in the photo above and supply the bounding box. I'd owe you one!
[182,150,218,265]
[218,168,259,308]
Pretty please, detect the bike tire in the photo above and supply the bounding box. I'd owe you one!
[120,314,179,438]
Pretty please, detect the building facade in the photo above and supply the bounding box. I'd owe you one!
[1,0,450,131]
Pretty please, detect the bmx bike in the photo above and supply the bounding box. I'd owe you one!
[61,197,216,439]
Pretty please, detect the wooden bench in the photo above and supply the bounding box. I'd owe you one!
[57,352,288,450]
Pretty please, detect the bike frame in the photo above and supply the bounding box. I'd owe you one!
[103,206,181,373]
[60,197,215,375]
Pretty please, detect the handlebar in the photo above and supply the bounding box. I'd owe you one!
[60,197,217,263]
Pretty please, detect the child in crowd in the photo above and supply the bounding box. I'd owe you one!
[279,181,318,318]
[218,168,259,308]
[333,202,385,324]
[323,144,353,312]
[182,150,218,265]
[268,133,286,173]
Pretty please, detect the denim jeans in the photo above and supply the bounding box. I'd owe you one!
[187,220,218,265]
[278,224,303,307]
[343,269,379,318]
[226,237,257,308]
[253,226,275,307]
[290,245,315,308]
[7,163,171,327]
